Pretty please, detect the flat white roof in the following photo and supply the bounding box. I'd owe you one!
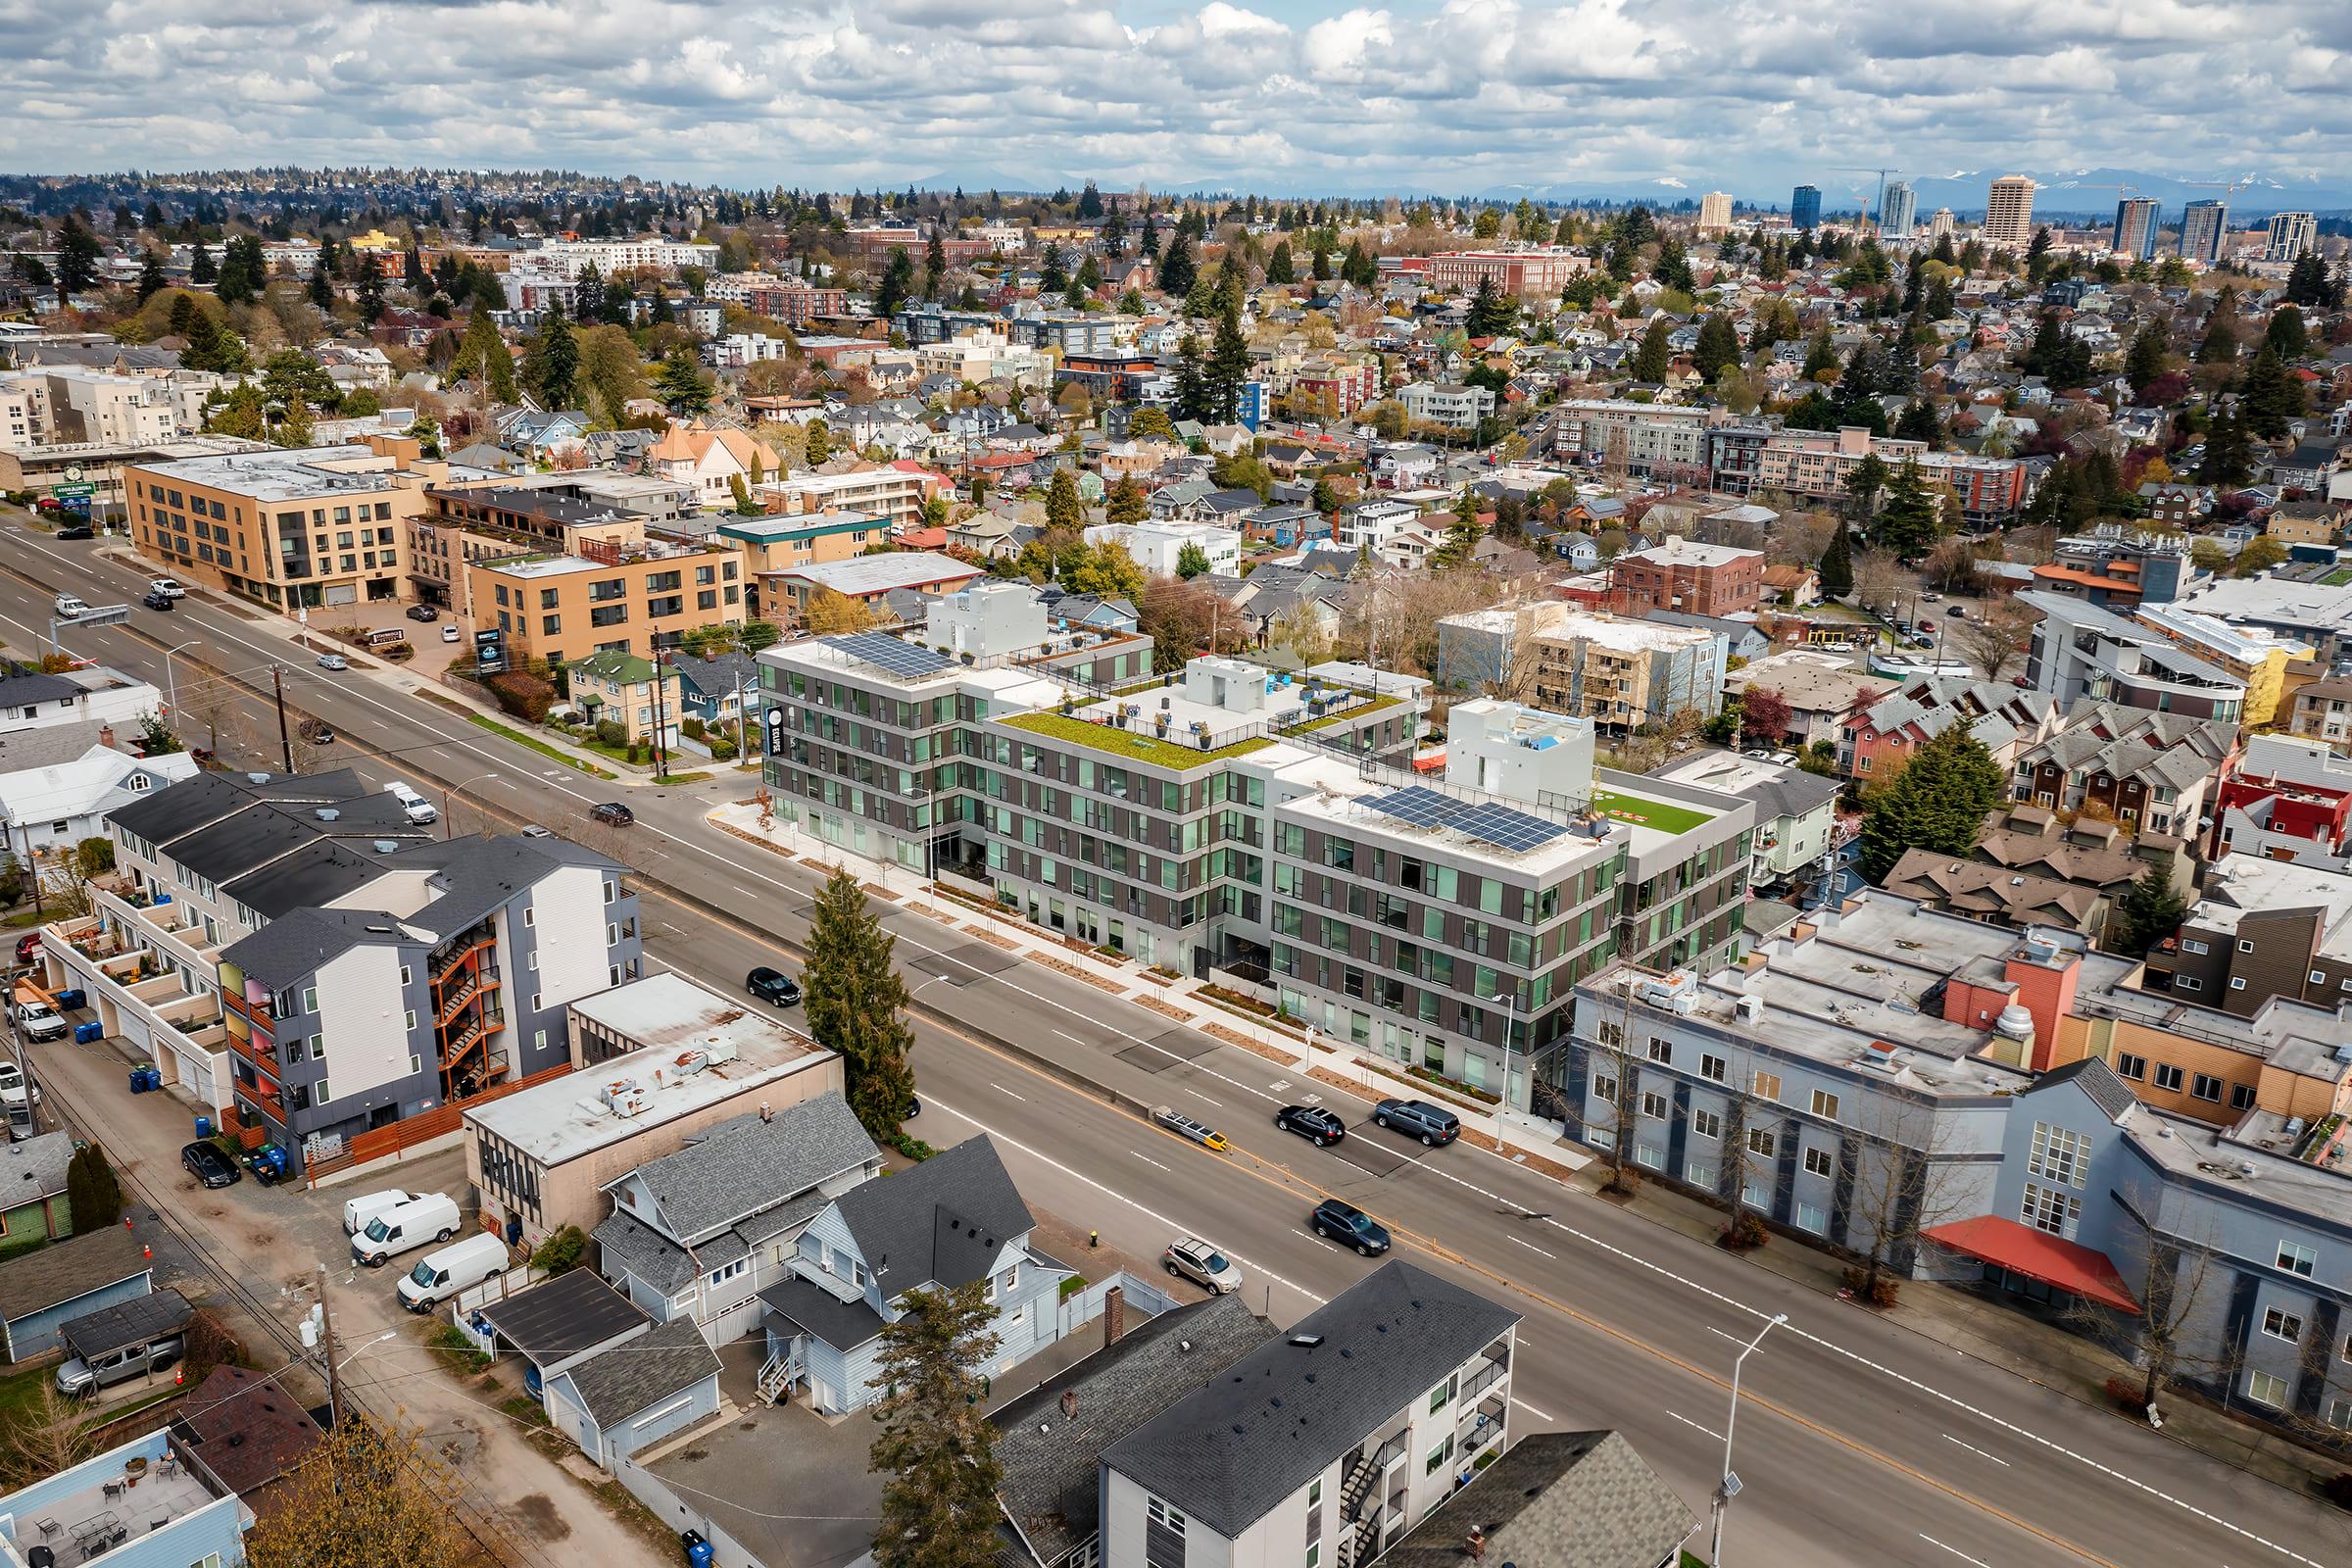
[780,552,980,595]
[467,976,832,1166]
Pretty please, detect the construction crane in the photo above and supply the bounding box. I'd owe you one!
[1827,167,1903,232]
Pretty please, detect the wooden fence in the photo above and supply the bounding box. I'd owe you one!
[304,1061,576,1186]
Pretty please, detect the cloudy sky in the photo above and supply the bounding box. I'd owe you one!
[10,0,2350,201]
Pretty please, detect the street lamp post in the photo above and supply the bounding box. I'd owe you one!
[161,639,199,714]
[443,771,501,839]
[1709,1312,1788,1568]
[908,783,933,911]
[1488,987,1522,1112]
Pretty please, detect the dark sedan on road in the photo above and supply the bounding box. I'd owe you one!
[57,524,96,541]
[1309,1197,1390,1256]
[406,604,441,622]
[1275,1104,1347,1146]
[747,967,802,1006]
[142,591,174,611]
[181,1143,240,1189]
[590,802,634,826]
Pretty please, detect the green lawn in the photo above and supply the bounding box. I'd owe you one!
[999,710,1272,768]
[1589,788,1716,836]
[465,714,619,781]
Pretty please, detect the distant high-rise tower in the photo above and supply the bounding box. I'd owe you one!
[2113,198,2162,261]
[1928,208,1957,242]
[1697,191,1734,234]
[1790,184,1822,230]
[2266,212,2317,262]
[2179,199,2229,265]
[1984,176,2037,246]
[1878,180,1917,239]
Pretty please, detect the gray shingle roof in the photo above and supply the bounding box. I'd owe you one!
[560,1314,721,1430]
[0,1130,74,1203]
[595,1207,698,1296]
[1378,1430,1698,1568]
[757,1271,885,1351]
[623,1092,875,1245]
[219,906,413,990]
[1102,1261,1520,1539]
[0,1228,149,1324]
[2029,1056,2140,1124]
[833,1135,1031,1297]
[476,1268,650,1368]
[995,1295,1277,1568]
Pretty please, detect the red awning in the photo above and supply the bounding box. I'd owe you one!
[1922,1216,2140,1314]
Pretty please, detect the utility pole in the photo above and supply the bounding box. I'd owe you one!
[270,666,295,774]
[317,1261,343,1429]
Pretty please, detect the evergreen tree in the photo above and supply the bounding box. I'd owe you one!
[1265,239,1296,285]
[1629,317,1673,383]
[1172,334,1212,423]
[53,216,100,295]
[1175,541,1212,578]
[1310,475,1339,514]
[1157,229,1195,297]
[1893,399,1941,445]
[869,1283,1004,1568]
[1206,302,1251,423]
[2199,404,2253,486]
[2111,864,2188,956]
[189,240,217,285]
[1873,461,1941,556]
[134,250,168,305]
[354,251,386,323]
[1045,467,1084,534]
[650,348,711,416]
[1692,313,1740,382]
[524,300,578,410]
[2124,321,2169,394]
[2283,253,2333,310]
[1799,326,1838,380]
[1817,525,1854,600]
[1465,274,1516,338]
[458,309,517,401]
[1857,720,2006,883]
[1105,473,1148,523]
[2263,305,2307,361]
[804,866,917,1135]
[804,416,832,465]
[1431,491,1481,566]
[925,230,948,300]
[2193,308,2236,366]
[2239,343,2304,440]
[1037,242,1067,296]
[308,264,335,311]
[877,249,915,321]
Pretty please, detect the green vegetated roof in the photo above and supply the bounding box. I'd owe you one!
[999,710,1271,768]
[1284,689,1408,734]
[1588,787,1715,836]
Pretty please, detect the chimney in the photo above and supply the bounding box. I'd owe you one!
[99,722,116,751]
[1059,1389,1078,1421]
[1103,1285,1125,1348]
[1465,1526,1487,1561]
[759,1101,772,1123]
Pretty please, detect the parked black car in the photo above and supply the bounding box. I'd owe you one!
[1275,1104,1347,1147]
[180,1143,240,1189]
[1373,1098,1461,1147]
[1309,1197,1390,1256]
[590,802,634,826]
[58,524,96,541]
[747,966,802,1006]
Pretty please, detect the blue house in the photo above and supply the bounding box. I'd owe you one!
[669,650,763,730]
[755,1136,1073,1415]
[0,1426,251,1567]
[0,1226,150,1361]
[542,1315,724,1469]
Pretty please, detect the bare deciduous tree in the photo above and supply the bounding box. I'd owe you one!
[1836,1094,1971,1304]
[2069,1204,2230,1414]
[1851,548,1904,619]
[1955,597,2040,683]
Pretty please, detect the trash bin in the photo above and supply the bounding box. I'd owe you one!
[74,1021,103,1045]
[53,989,84,1011]
[194,1115,212,1140]
[681,1532,712,1568]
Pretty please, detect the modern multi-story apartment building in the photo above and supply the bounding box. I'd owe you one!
[1550,399,1723,479]
[2266,212,2318,263]
[2132,602,2313,727]
[2019,591,2248,722]
[755,464,948,529]
[1697,191,1734,234]
[123,438,442,612]
[1423,248,1589,296]
[1984,176,2038,245]
[1550,892,2352,1439]
[1789,184,1822,230]
[2139,857,2352,1016]
[2029,524,2194,610]
[1396,381,1495,430]
[2180,199,2230,265]
[531,236,720,278]
[2009,702,2236,837]
[1878,179,1917,240]
[466,534,746,665]
[758,597,1751,1104]
[2113,198,2163,261]
[409,484,646,612]
[1524,608,1726,732]
[1099,1262,1520,1568]
[36,768,641,1162]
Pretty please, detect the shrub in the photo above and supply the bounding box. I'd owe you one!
[681,716,707,740]
[709,736,738,761]
[625,743,642,763]
[380,640,416,662]
[595,718,625,748]
[530,1223,588,1275]
[2104,1376,2151,1417]
[1718,1212,1768,1251]
[428,1320,492,1376]
[1840,1265,1900,1307]
[486,671,556,723]
[887,1133,936,1161]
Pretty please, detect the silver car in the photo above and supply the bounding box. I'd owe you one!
[1164,1236,1244,1295]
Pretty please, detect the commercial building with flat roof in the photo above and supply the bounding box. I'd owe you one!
[466,972,841,1247]
[466,535,745,664]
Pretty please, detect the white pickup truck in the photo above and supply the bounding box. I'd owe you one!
[9,997,65,1045]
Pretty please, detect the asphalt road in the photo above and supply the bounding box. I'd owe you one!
[6,515,2348,1568]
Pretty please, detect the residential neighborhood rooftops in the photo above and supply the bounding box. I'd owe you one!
[604,1089,873,1246]
[1102,1261,1520,1540]
[0,1227,148,1325]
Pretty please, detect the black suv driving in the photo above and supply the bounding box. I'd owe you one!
[1310,1198,1391,1256]
[1373,1098,1461,1147]
[747,967,802,1006]
[1275,1105,1347,1146]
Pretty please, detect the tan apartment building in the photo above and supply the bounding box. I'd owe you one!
[410,486,646,613]
[123,437,441,611]
[466,535,746,667]
[1984,176,2038,246]
[713,512,882,617]
[1526,608,1725,733]
[756,463,948,529]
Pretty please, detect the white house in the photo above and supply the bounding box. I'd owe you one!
[1084,520,1242,578]
[0,743,198,855]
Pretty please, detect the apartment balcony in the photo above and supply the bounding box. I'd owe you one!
[430,926,496,989]
[220,987,275,1041]
[435,967,501,1027]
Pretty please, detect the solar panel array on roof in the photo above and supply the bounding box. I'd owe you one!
[821,632,952,678]
[1363,785,1568,854]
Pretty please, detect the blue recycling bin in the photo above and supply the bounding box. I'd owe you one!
[194,1114,213,1140]
[137,1065,162,1092]
[682,1532,712,1568]
[54,989,84,1011]
[74,1021,103,1045]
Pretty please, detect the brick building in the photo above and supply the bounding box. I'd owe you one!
[1604,536,1764,617]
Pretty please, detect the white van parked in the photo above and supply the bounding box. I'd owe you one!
[398,1232,509,1312]
[385,781,438,825]
[343,1189,422,1237]
[350,1192,463,1266]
